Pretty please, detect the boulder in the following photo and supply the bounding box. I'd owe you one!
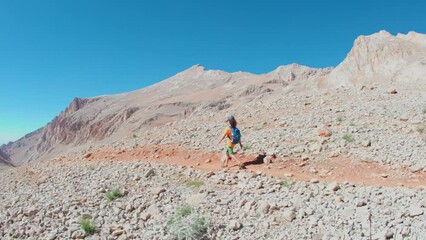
[229,220,242,231]
[408,206,424,217]
[151,187,166,195]
[145,168,156,178]
[327,182,340,191]
[387,88,397,94]
[283,208,296,222]
[310,178,319,183]
[319,129,332,137]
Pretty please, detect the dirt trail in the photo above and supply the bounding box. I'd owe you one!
[80,145,426,188]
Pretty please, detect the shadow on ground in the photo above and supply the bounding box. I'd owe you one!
[242,154,265,168]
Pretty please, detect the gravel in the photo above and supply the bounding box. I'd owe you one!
[1,159,425,239]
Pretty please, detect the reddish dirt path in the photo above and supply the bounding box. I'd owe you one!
[81,145,426,188]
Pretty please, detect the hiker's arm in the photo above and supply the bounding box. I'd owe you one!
[217,133,227,145]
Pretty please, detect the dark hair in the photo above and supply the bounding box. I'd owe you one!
[229,118,237,128]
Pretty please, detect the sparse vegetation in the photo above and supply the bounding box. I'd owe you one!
[166,205,208,240]
[337,116,344,123]
[187,180,204,188]
[243,145,251,152]
[177,205,192,216]
[350,120,356,126]
[177,172,185,178]
[132,134,138,147]
[281,179,291,188]
[423,108,426,114]
[106,188,123,201]
[342,134,355,143]
[417,125,425,134]
[80,217,97,235]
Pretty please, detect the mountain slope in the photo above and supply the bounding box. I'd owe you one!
[1,64,328,166]
[2,30,426,166]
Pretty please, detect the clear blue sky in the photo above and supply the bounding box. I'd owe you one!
[1,0,425,144]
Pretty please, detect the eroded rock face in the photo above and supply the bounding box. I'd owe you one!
[1,96,146,165]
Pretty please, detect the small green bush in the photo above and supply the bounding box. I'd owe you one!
[337,116,344,123]
[187,180,204,188]
[177,205,192,217]
[166,205,208,240]
[106,188,123,201]
[342,134,355,143]
[281,179,291,189]
[422,108,426,114]
[243,145,251,152]
[177,172,185,178]
[80,218,97,235]
[417,125,425,134]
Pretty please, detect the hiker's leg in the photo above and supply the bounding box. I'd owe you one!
[228,147,239,163]
[231,154,242,166]
[228,147,242,168]
[223,149,230,167]
[226,147,234,166]
[226,147,232,164]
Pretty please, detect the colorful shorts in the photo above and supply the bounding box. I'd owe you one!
[226,147,234,155]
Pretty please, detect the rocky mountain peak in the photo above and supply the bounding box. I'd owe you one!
[172,64,207,79]
[67,98,89,114]
[323,30,426,86]
[396,31,426,48]
[265,63,332,83]
[182,64,205,73]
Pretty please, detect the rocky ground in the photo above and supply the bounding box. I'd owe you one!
[0,158,425,240]
[1,85,426,239]
[1,31,426,240]
[118,84,426,171]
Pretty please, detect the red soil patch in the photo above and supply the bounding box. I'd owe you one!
[82,145,426,188]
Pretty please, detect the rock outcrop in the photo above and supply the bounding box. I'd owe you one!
[324,30,426,87]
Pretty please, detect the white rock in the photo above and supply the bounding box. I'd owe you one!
[327,182,340,191]
[258,202,270,214]
[151,187,166,195]
[140,212,151,221]
[310,178,319,183]
[263,156,272,165]
[145,168,156,178]
[71,230,85,239]
[112,229,124,236]
[361,139,371,147]
[408,206,424,217]
[283,209,296,222]
[229,220,242,231]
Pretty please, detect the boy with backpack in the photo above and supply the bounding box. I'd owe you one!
[216,115,244,169]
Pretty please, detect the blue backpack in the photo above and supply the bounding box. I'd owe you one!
[231,127,241,144]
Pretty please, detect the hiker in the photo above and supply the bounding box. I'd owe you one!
[217,115,244,169]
